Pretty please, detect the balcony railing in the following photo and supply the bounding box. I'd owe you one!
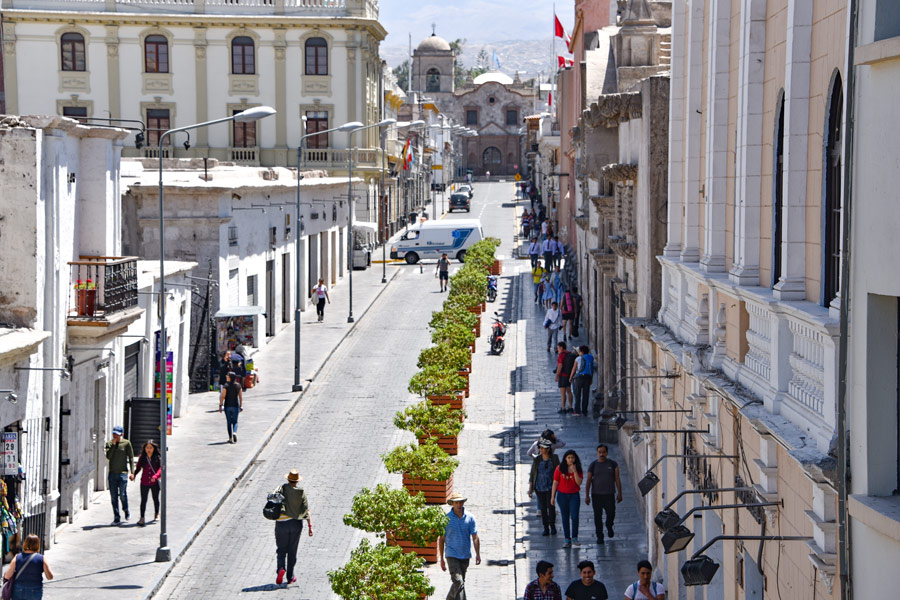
[142,146,171,159]
[68,256,138,321]
[4,0,367,16]
[302,147,383,170]
[230,146,260,165]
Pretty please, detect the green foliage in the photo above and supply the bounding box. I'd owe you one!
[394,400,465,439]
[383,441,459,481]
[443,290,483,311]
[429,306,478,333]
[408,365,468,396]
[430,322,476,351]
[392,59,410,92]
[328,539,434,600]
[342,483,449,547]
[417,343,472,372]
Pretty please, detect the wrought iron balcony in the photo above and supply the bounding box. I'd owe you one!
[68,256,139,323]
[301,147,384,171]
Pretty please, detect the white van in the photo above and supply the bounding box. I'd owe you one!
[390,219,484,264]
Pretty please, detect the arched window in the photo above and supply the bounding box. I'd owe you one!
[482,147,502,169]
[305,37,328,75]
[144,35,169,74]
[773,91,785,287]
[231,36,255,75]
[426,68,441,92]
[61,32,86,72]
[823,72,843,305]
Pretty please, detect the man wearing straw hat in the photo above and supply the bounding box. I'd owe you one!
[274,469,313,586]
[438,491,481,600]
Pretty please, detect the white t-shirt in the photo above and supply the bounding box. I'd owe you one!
[313,285,328,299]
[625,581,666,600]
[541,221,549,234]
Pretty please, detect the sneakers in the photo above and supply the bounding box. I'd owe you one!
[232,433,237,443]
[573,538,580,546]
[597,536,605,544]
[112,518,121,525]
[542,528,550,536]
[572,412,582,416]
[138,518,145,527]
[125,511,130,520]
[288,577,297,585]
[607,525,614,538]
[557,409,567,414]
[566,408,574,414]
[276,569,286,585]
[563,539,572,548]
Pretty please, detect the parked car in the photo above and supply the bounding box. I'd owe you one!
[457,184,474,198]
[449,193,471,212]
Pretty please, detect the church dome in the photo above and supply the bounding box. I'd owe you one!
[417,34,452,53]
[473,71,514,85]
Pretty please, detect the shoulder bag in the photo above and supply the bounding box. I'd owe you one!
[2,553,37,600]
[263,486,285,521]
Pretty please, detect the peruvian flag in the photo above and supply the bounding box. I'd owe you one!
[402,137,415,170]
[548,92,552,108]
[554,14,571,45]
[558,56,574,68]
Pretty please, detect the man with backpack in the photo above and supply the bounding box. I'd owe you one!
[624,561,666,600]
[570,345,595,416]
[555,341,576,414]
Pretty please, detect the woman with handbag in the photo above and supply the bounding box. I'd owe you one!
[3,534,53,599]
[130,439,162,526]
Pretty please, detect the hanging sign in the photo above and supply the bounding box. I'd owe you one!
[2,433,18,476]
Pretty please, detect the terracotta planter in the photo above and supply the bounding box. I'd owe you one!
[490,259,503,275]
[428,394,465,418]
[481,301,487,311]
[76,289,97,316]
[403,473,454,504]
[387,535,440,563]
[474,321,481,338]
[457,370,470,398]
[417,434,459,455]
[469,340,476,354]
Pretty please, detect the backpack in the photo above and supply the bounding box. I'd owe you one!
[629,581,661,599]
[560,351,577,376]
[579,354,594,377]
[563,292,574,313]
[263,486,284,521]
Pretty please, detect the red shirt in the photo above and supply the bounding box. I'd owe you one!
[553,465,582,494]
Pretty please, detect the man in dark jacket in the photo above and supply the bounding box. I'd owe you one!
[528,439,560,536]
[105,425,134,524]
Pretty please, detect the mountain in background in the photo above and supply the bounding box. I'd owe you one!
[381,37,562,82]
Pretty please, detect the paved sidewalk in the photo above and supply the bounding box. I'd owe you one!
[43,248,402,600]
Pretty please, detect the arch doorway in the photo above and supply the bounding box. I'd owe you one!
[482,147,502,172]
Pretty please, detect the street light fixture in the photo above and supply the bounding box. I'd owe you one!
[346,118,396,323]
[380,120,425,284]
[293,118,363,392]
[155,105,275,562]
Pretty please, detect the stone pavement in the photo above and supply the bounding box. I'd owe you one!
[42,238,404,600]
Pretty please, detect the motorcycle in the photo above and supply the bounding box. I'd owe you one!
[490,312,507,355]
[486,275,498,303]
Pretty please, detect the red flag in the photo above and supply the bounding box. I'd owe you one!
[558,56,574,68]
[548,92,552,107]
[554,14,572,45]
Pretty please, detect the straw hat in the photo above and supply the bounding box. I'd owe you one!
[285,469,302,483]
[447,492,467,504]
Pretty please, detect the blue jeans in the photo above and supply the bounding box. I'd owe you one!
[556,491,580,539]
[224,406,240,439]
[12,583,43,600]
[108,472,128,521]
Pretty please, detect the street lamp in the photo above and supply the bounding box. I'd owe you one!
[380,120,425,283]
[293,118,363,392]
[347,118,396,323]
[155,105,275,562]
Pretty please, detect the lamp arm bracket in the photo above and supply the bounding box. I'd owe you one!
[691,535,812,560]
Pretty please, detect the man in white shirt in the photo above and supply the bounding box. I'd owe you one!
[528,237,541,269]
[544,301,562,352]
[541,236,554,269]
[624,561,666,600]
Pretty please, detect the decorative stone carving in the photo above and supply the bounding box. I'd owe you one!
[584,92,643,128]
[229,74,259,96]
[106,43,118,58]
[195,45,207,60]
[590,248,617,274]
[302,76,332,96]
[601,162,638,182]
[142,73,173,95]
[59,72,90,93]
[608,235,637,258]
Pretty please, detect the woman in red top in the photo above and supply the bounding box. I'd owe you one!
[550,450,583,546]
[130,439,162,526]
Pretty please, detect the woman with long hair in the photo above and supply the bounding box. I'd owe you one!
[550,449,583,547]
[130,439,162,526]
[3,534,53,599]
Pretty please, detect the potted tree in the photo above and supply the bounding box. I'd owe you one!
[328,539,434,600]
[408,366,466,412]
[431,322,476,354]
[383,441,459,503]
[417,344,472,396]
[430,306,480,338]
[342,484,449,562]
[394,401,465,454]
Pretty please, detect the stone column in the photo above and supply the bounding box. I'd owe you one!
[105,26,121,119]
[663,0,686,258]
[273,29,288,165]
[346,32,358,125]
[679,0,704,264]
[1,21,18,115]
[193,28,209,151]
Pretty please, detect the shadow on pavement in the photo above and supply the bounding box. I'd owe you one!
[47,560,156,584]
[241,583,288,592]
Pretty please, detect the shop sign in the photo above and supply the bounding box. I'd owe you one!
[2,432,17,476]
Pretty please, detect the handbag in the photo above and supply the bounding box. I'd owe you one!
[2,552,37,600]
[263,487,284,521]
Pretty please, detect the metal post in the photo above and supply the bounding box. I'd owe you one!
[347,130,355,323]
[293,142,304,392]
[381,127,388,284]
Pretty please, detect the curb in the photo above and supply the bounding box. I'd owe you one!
[144,267,401,599]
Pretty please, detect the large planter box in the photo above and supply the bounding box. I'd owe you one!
[387,535,440,563]
[467,304,482,316]
[457,370,470,398]
[417,434,459,455]
[428,394,465,418]
[403,473,454,504]
[490,259,503,275]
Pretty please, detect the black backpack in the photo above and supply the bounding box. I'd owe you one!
[263,487,284,521]
[560,351,577,376]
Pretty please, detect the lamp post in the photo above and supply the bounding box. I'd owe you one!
[155,106,275,562]
[293,118,363,391]
[346,118,396,323]
[380,120,425,283]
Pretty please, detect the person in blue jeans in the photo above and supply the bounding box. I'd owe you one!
[104,425,134,524]
[4,534,54,599]
[218,371,244,443]
[550,450,584,547]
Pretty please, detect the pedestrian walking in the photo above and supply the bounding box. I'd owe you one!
[527,428,566,458]
[105,425,134,525]
[550,449,583,547]
[3,534,53,600]
[528,439,560,536]
[544,302,562,352]
[219,350,244,388]
[524,560,562,600]
[561,288,576,340]
[584,444,622,544]
[522,210,532,238]
[129,439,162,526]
[540,218,550,242]
[437,253,451,292]
[570,345,595,416]
[528,237,541,269]
[310,278,330,322]
[532,260,546,303]
[438,491,481,600]
[273,469,313,586]
[542,271,556,309]
[555,342,576,414]
[552,236,564,270]
[624,561,666,600]
[564,560,608,600]
[218,371,243,443]
[550,265,564,305]
[541,234,554,265]
[570,287,584,336]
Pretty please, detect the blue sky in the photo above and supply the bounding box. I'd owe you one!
[378,0,574,46]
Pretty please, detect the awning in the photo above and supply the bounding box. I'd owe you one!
[215,306,266,318]
[352,221,378,233]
